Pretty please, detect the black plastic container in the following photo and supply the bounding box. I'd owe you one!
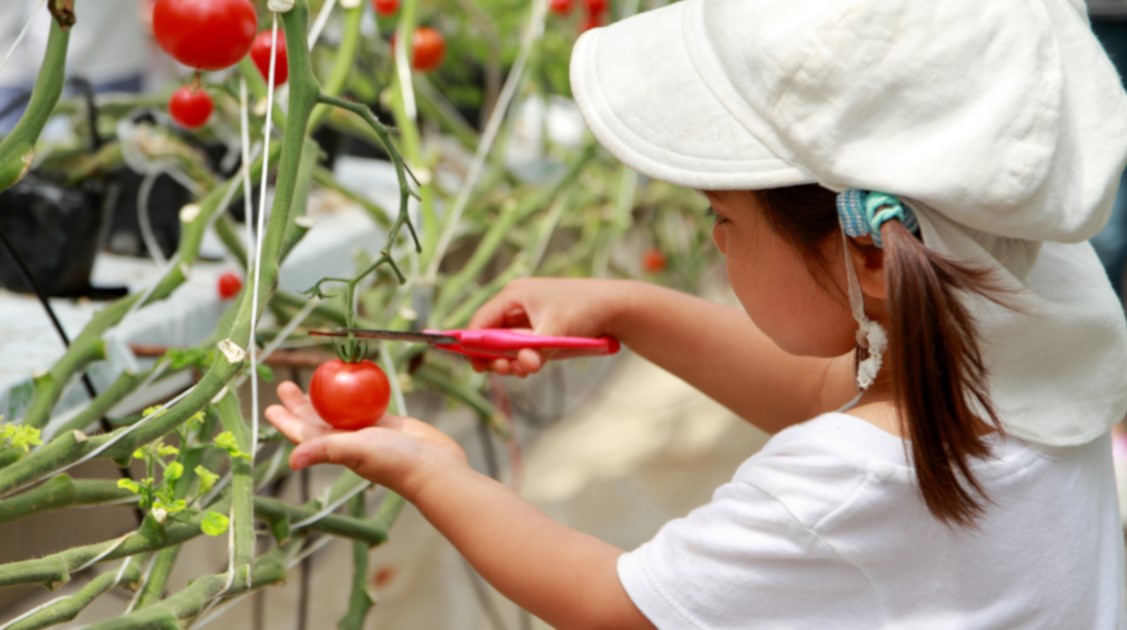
[0,172,111,297]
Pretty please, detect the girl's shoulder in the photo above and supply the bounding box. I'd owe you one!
[732,412,1075,530]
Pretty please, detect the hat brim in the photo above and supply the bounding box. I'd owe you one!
[569,1,813,191]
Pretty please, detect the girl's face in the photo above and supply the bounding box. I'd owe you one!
[705,190,858,357]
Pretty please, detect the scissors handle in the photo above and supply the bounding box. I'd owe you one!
[425,329,621,360]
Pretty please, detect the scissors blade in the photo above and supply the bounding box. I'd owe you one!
[308,328,458,345]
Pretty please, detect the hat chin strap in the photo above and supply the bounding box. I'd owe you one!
[840,230,887,392]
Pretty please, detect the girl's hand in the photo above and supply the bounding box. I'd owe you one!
[467,278,633,377]
[264,381,468,500]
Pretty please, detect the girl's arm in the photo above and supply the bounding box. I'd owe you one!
[470,279,856,433]
[266,384,653,630]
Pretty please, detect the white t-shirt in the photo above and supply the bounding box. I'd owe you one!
[618,412,1126,629]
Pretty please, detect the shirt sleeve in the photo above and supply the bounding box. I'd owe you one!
[617,479,880,629]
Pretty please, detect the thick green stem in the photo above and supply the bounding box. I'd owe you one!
[133,546,180,610]
[0,476,130,524]
[0,1,71,191]
[21,340,105,431]
[337,493,373,630]
[85,547,290,629]
[254,496,386,547]
[6,558,144,630]
[50,367,155,437]
[0,346,245,497]
[0,496,232,589]
[214,392,254,570]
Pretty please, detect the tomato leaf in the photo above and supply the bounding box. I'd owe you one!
[200,511,230,537]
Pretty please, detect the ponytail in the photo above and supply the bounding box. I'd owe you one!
[881,221,1002,527]
[756,185,1004,527]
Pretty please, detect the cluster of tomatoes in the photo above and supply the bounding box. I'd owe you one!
[154,0,288,129]
[549,0,610,31]
[372,0,446,73]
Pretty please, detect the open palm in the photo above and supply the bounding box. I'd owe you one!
[264,381,468,499]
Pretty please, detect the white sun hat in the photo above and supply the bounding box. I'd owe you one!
[570,0,1127,446]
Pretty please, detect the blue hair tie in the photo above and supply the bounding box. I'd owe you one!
[836,189,919,248]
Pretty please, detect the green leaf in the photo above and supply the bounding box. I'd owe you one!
[200,511,230,537]
[116,478,141,494]
[164,461,184,482]
[256,363,275,382]
[214,431,239,452]
[195,465,219,494]
[155,498,187,514]
[214,431,251,460]
[0,424,42,453]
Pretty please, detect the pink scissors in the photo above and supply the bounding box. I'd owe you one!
[308,328,621,361]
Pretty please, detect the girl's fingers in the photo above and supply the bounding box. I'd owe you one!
[264,403,331,444]
[276,381,318,421]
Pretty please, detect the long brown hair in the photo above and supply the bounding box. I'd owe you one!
[756,184,1003,527]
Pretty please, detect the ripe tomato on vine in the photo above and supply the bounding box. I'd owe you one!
[309,359,392,431]
[250,31,289,87]
[391,27,446,73]
[152,0,258,71]
[168,85,213,129]
[373,0,398,16]
[549,0,573,15]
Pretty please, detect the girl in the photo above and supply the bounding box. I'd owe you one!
[266,0,1127,626]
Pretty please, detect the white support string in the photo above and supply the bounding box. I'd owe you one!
[422,0,549,283]
[290,480,369,529]
[123,553,158,615]
[0,0,47,77]
[72,533,131,574]
[0,594,67,630]
[307,0,337,49]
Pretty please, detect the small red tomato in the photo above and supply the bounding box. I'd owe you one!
[152,0,258,71]
[392,27,446,73]
[217,271,243,299]
[168,85,213,129]
[585,0,608,15]
[642,248,667,273]
[373,0,398,16]
[309,359,392,430]
[250,31,289,87]
[580,12,602,32]
[549,0,572,15]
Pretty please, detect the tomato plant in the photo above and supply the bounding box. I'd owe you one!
[392,27,446,73]
[642,248,666,273]
[549,0,573,15]
[250,31,289,87]
[217,271,243,299]
[309,359,391,431]
[168,85,214,129]
[152,0,258,71]
[373,0,398,16]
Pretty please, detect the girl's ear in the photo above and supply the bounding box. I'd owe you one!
[847,236,889,300]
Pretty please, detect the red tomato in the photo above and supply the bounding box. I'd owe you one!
[250,31,289,87]
[549,0,573,15]
[373,0,398,16]
[168,85,213,129]
[642,248,667,273]
[309,359,391,431]
[391,27,446,73]
[217,271,243,299]
[580,13,602,32]
[152,0,258,71]
[585,0,608,15]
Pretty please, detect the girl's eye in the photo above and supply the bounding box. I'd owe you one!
[705,205,729,226]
